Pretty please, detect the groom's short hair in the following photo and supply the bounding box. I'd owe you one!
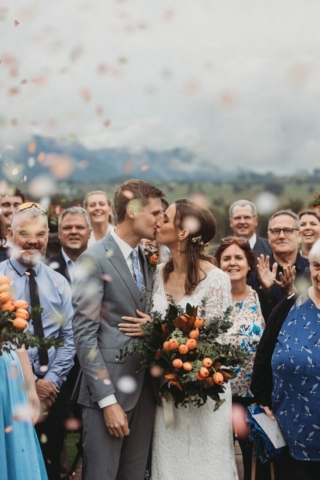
[114,179,164,223]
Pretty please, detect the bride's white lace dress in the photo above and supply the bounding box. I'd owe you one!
[151,265,239,480]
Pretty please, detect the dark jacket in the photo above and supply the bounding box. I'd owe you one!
[48,250,71,284]
[253,236,271,257]
[251,292,298,407]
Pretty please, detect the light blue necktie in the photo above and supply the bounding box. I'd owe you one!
[130,249,144,291]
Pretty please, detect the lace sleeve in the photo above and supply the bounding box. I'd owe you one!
[201,269,232,318]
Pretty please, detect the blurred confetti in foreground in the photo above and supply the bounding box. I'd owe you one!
[254,192,279,216]
[117,375,137,394]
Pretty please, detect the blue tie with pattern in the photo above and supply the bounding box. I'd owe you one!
[130,249,144,291]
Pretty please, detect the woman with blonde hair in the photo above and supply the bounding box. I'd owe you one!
[83,190,114,246]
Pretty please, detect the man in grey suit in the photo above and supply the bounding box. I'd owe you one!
[72,180,164,480]
[229,199,271,257]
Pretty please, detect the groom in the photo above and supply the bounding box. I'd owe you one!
[72,180,164,480]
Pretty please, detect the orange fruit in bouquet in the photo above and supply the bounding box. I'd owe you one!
[0,276,10,286]
[14,299,29,310]
[212,372,224,385]
[185,339,197,350]
[0,292,12,304]
[189,329,200,339]
[13,317,28,330]
[0,283,10,293]
[1,300,15,312]
[178,344,188,355]
[199,367,210,378]
[195,372,205,380]
[183,362,193,371]
[169,339,179,350]
[15,308,30,320]
[172,358,183,369]
[202,358,213,368]
[194,317,204,328]
[163,341,170,351]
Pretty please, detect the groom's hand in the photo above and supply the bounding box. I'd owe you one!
[103,403,130,437]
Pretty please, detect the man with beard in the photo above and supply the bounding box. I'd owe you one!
[0,203,75,480]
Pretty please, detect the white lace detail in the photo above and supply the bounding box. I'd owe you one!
[151,265,238,480]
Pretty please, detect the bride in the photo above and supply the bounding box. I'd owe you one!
[120,199,239,479]
[151,199,238,480]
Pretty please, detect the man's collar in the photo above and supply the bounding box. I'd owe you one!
[110,229,138,260]
[270,250,307,271]
[9,257,41,276]
[249,233,257,249]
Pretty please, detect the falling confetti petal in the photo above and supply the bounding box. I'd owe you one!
[4,426,13,433]
[14,20,19,26]
[117,375,137,394]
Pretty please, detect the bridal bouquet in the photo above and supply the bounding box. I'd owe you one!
[0,275,63,354]
[117,297,247,410]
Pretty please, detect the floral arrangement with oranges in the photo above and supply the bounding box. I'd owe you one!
[0,275,63,354]
[117,297,247,410]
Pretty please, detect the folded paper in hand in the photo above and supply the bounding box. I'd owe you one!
[252,412,286,449]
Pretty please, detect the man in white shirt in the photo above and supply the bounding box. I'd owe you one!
[72,180,164,480]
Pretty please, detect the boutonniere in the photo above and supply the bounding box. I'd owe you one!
[144,245,158,272]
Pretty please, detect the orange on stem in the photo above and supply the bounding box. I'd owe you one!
[13,318,28,330]
[178,344,188,355]
[15,308,29,320]
[183,362,193,371]
[1,301,15,312]
[169,339,179,350]
[0,292,12,304]
[212,372,224,385]
[199,367,209,378]
[185,339,197,350]
[202,358,212,368]
[172,358,183,369]
[14,299,29,310]
[189,329,200,339]
[194,317,204,328]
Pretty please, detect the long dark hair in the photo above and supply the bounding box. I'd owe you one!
[163,199,216,295]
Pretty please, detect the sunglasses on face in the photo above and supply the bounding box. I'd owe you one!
[221,236,250,245]
[17,202,47,215]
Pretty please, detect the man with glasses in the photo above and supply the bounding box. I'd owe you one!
[0,202,75,480]
[250,209,309,319]
[229,199,271,257]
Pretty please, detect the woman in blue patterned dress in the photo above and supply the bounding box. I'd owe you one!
[251,239,320,480]
[215,236,266,480]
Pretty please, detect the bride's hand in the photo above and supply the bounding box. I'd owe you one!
[119,310,151,337]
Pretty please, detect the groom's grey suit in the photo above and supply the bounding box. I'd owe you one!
[72,233,157,480]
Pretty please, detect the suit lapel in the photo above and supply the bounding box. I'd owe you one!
[138,244,153,294]
[103,235,141,307]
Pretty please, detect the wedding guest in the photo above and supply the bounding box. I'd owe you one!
[0,187,25,231]
[229,200,271,257]
[299,209,320,259]
[251,238,320,479]
[83,190,114,247]
[249,210,309,320]
[215,236,267,480]
[0,203,75,480]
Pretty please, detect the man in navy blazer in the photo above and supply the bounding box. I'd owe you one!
[229,199,271,257]
[48,207,91,283]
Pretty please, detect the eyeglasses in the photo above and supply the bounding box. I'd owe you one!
[17,202,47,215]
[268,228,299,237]
[221,236,250,245]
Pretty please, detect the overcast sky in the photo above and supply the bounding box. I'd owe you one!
[1,0,320,175]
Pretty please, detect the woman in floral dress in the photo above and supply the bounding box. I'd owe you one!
[215,236,266,480]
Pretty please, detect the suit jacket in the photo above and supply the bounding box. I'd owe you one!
[48,250,71,284]
[253,236,271,257]
[72,234,154,412]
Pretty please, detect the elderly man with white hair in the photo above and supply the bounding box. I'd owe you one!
[0,202,75,480]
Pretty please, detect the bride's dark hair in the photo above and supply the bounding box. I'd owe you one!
[163,199,216,295]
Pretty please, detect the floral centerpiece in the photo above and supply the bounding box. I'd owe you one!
[0,275,63,354]
[117,297,247,410]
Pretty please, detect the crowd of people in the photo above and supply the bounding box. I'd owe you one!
[1,183,320,480]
